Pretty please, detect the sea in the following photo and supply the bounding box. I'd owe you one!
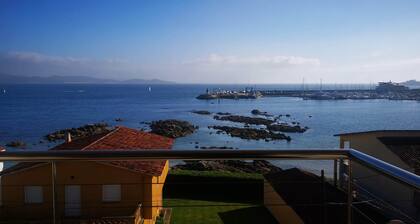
[1,84,420,175]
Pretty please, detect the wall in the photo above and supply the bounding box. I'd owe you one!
[143,161,168,224]
[263,181,304,224]
[0,161,161,222]
[339,132,419,219]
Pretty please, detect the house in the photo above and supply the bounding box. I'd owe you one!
[335,130,420,220]
[0,126,173,224]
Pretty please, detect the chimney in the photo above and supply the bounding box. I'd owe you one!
[65,132,72,143]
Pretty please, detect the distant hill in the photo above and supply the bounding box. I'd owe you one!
[400,80,420,89]
[120,78,175,84]
[0,74,175,84]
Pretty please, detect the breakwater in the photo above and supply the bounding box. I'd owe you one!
[260,89,420,101]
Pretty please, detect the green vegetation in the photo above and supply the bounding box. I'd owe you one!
[164,199,277,224]
[169,169,263,180]
[164,170,276,224]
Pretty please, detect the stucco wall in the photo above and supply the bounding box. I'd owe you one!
[0,160,168,223]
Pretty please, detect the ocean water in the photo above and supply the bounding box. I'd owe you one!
[1,84,420,174]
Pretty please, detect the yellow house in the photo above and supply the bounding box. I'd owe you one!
[335,130,420,219]
[0,126,173,224]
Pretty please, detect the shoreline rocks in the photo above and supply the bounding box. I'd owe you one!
[191,110,212,115]
[172,160,281,174]
[216,112,231,116]
[267,124,308,133]
[200,146,235,149]
[214,115,273,126]
[210,125,291,141]
[150,119,197,138]
[251,109,272,116]
[45,123,110,142]
[6,140,26,148]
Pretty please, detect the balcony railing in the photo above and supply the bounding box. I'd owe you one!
[0,148,419,224]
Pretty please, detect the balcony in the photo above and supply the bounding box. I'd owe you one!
[0,149,418,224]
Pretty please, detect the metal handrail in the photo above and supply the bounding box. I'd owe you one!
[349,149,420,191]
[0,148,419,190]
[0,149,348,161]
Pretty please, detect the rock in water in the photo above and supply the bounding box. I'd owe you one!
[251,109,272,116]
[6,140,26,148]
[267,124,308,133]
[150,119,197,138]
[210,125,291,141]
[213,115,274,125]
[191,110,212,115]
[45,123,110,142]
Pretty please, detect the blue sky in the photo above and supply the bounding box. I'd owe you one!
[1,0,420,83]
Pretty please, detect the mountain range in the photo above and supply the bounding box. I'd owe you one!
[0,74,175,84]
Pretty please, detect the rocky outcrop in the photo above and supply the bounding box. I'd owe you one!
[267,124,308,133]
[251,109,272,116]
[191,110,212,115]
[210,125,291,141]
[6,140,26,148]
[199,146,235,149]
[216,112,231,115]
[173,160,281,174]
[45,123,110,142]
[150,119,197,138]
[213,115,273,126]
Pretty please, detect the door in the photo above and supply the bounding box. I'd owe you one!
[65,185,81,217]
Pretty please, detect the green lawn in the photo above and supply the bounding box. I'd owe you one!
[164,199,277,224]
[163,170,277,224]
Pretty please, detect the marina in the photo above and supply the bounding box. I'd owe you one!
[196,82,420,101]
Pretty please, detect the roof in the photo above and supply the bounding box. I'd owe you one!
[51,126,173,151]
[334,130,420,137]
[378,137,420,174]
[1,127,174,176]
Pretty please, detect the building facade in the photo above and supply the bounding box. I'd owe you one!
[0,127,173,224]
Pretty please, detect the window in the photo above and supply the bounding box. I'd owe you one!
[102,185,121,202]
[343,141,350,148]
[24,186,43,203]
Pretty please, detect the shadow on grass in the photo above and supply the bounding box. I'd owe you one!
[164,174,263,203]
[218,206,278,224]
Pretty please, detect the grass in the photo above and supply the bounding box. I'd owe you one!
[164,199,277,224]
[163,170,277,224]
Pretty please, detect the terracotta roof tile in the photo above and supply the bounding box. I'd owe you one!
[3,127,174,176]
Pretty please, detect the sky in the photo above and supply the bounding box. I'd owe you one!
[0,0,420,84]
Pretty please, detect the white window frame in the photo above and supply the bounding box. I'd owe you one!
[102,184,121,202]
[24,186,43,204]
